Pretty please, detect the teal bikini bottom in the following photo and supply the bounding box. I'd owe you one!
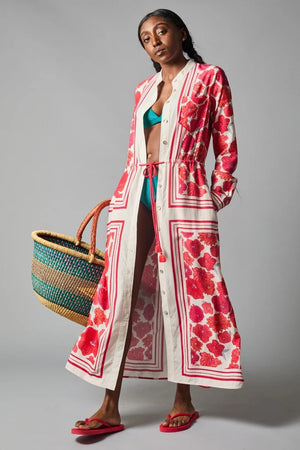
[140,174,158,210]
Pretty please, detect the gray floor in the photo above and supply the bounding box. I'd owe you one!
[1,358,299,450]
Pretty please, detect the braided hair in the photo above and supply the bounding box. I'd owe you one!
[138,9,205,72]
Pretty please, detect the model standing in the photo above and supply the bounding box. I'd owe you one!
[68,9,244,435]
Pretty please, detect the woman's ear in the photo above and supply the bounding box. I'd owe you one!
[181,29,187,42]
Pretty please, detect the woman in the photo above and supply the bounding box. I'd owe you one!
[68,9,244,435]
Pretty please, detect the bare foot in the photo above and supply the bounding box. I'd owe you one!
[75,406,121,430]
[162,384,196,429]
[161,402,196,428]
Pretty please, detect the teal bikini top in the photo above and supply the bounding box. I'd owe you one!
[143,107,162,129]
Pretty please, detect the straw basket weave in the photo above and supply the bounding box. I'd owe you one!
[31,199,110,326]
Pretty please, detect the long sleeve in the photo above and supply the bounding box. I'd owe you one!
[210,68,238,211]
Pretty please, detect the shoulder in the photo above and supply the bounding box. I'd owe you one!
[193,63,229,85]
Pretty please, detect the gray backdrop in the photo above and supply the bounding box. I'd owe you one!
[1,1,299,449]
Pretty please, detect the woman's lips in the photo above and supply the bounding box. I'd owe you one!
[155,48,166,56]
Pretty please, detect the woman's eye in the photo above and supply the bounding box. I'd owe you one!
[143,36,150,43]
[157,29,167,35]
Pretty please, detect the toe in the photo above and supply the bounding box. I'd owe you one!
[75,420,85,428]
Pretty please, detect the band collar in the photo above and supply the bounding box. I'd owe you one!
[156,58,195,86]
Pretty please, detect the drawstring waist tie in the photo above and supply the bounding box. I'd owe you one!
[139,161,166,263]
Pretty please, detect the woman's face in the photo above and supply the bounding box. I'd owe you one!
[139,16,186,65]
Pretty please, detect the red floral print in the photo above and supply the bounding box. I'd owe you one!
[207,339,225,357]
[212,295,231,314]
[93,308,108,326]
[191,336,203,351]
[189,305,204,323]
[77,327,99,357]
[198,253,216,270]
[200,352,222,367]
[143,304,155,321]
[193,324,212,343]
[202,302,213,315]
[218,331,231,343]
[184,239,204,258]
[207,313,231,332]
[192,267,214,295]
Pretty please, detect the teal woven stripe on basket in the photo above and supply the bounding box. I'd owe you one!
[32,274,92,316]
[33,241,104,283]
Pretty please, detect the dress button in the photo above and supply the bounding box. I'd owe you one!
[157,206,161,210]
[159,184,162,188]
[166,100,170,103]
[164,310,168,315]
[162,140,168,145]
[162,290,166,295]
[160,269,164,273]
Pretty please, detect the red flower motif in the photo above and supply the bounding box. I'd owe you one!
[193,324,212,343]
[221,153,237,172]
[93,308,108,326]
[184,239,204,258]
[127,346,144,361]
[183,251,194,266]
[223,103,233,117]
[129,336,139,348]
[142,333,153,348]
[143,304,155,321]
[114,171,128,198]
[191,336,203,351]
[126,149,133,166]
[191,349,200,365]
[231,348,240,363]
[207,339,225,357]
[77,326,99,357]
[210,245,220,258]
[214,114,230,134]
[200,352,222,367]
[192,267,214,295]
[189,305,204,323]
[218,331,231,343]
[198,233,218,246]
[212,295,231,315]
[181,232,194,238]
[202,302,213,314]
[217,280,229,297]
[184,264,193,278]
[207,313,231,332]
[178,177,187,194]
[186,277,204,299]
[198,253,216,270]
[181,134,196,153]
[232,332,241,348]
[178,165,189,180]
[133,321,151,339]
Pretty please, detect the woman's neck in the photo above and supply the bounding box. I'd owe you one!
[160,56,189,83]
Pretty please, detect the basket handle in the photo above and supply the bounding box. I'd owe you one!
[76,199,111,263]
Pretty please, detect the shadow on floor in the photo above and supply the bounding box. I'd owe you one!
[120,372,300,428]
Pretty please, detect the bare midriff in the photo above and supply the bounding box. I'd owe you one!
[144,80,172,165]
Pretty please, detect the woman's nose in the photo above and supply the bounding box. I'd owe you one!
[152,35,161,47]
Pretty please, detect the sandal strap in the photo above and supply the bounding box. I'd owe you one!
[169,412,193,420]
[85,417,112,428]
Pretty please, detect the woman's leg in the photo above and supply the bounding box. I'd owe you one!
[75,202,155,429]
[161,384,196,428]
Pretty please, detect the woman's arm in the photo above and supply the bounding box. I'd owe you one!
[210,67,238,211]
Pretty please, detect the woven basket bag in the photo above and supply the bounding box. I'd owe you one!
[31,199,110,326]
